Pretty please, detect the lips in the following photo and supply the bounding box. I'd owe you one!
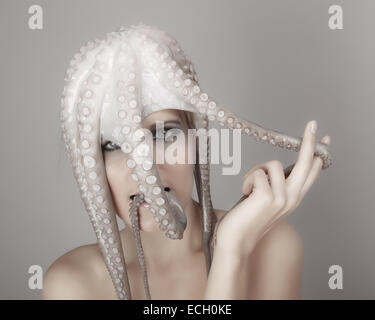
[140,201,150,208]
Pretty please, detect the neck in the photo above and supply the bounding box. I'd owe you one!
[120,199,203,269]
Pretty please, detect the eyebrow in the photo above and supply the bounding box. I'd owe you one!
[149,120,182,131]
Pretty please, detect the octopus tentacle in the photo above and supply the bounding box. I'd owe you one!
[128,193,151,300]
[61,38,132,300]
[116,28,188,240]
[213,109,332,169]
[187,111,216,276]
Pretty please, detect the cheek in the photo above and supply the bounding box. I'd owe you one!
[168,163,194,206]
[169,132,195,206]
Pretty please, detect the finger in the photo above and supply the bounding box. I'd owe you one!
[243,164,261,181]
[259,161,287,205]
[286,120,317,193]
[300,135,330,198]
[242,164,264,194]
[242,168,271,196]
[321,135,331,146]
[242,162,272,195]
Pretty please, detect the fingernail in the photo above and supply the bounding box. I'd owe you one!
[323,136,331,145]
[310,120,317,134]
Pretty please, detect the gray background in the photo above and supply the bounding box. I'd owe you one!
[0,0,374,299]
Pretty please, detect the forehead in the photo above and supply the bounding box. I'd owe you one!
[142,109,185,126]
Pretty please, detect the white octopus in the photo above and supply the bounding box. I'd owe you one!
[60,23,332,300]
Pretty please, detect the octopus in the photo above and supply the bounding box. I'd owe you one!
[60,23,332,300]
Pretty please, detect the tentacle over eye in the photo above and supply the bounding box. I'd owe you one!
[108,37,188,240]
[126,130,188,240]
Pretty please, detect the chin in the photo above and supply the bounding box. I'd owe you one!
[138,206,159,232]
[140,222,159,233]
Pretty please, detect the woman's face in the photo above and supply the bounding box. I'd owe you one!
[103,109,194,232]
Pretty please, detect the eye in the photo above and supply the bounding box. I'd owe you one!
[102,141,120,152]
[152,127,182,142]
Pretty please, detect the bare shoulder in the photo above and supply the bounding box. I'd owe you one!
[247,219,303,299]
[43,243,114,300]
[212,207,302,260]
[203,206,302,298]
[251,219,303,260]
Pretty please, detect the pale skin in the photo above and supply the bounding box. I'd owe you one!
[43,109,330,300]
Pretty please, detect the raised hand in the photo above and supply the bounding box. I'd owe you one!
[213,120,331,256]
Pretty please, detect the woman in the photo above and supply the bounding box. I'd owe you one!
[43,24,331,299]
